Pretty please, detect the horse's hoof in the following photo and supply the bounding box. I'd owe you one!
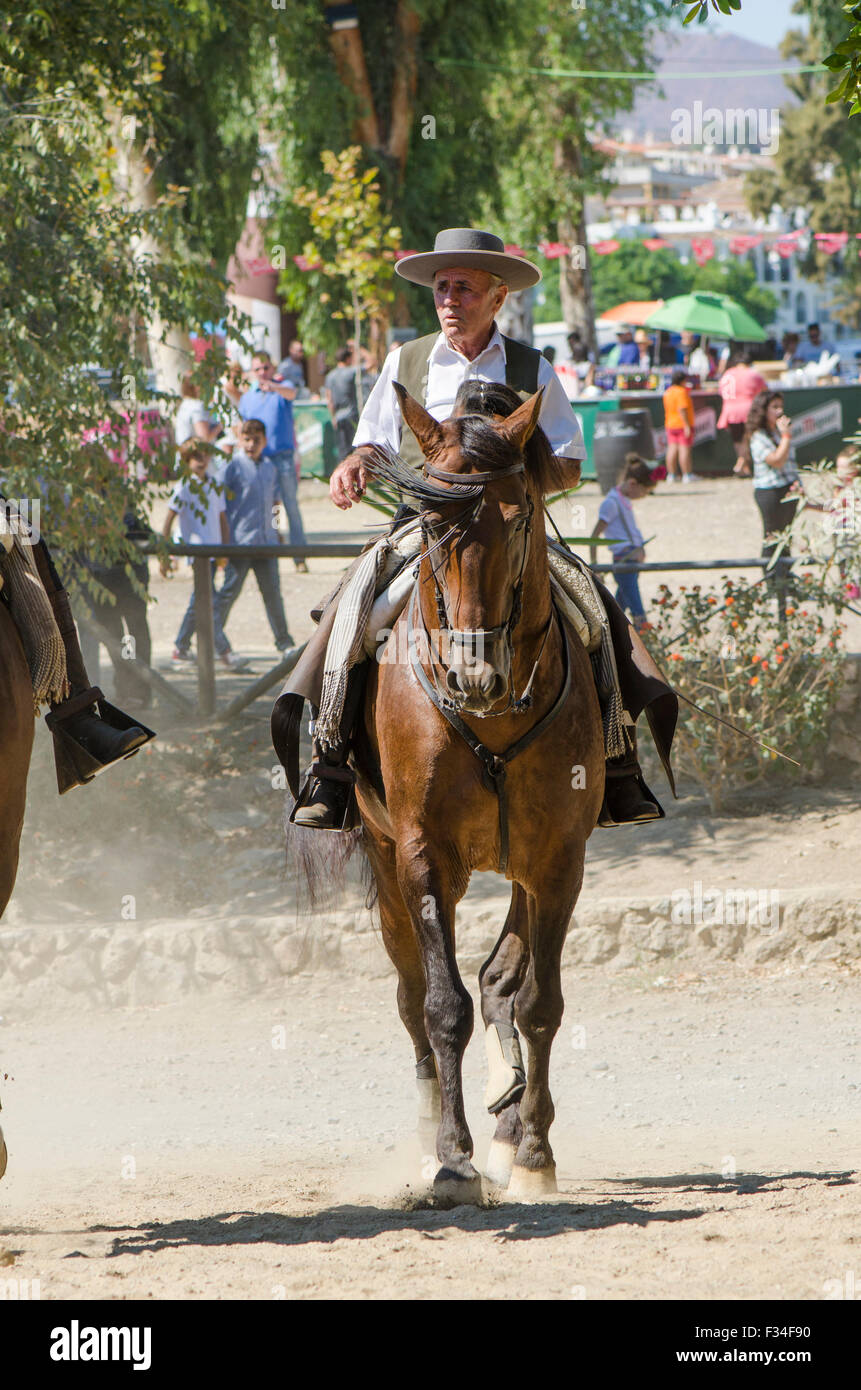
[484,1140,516,1188]
[433,1166,483,1207]
[507,1163,557,1199]
[0,1126,7,1181]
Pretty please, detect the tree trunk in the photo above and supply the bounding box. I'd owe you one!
[387,1,421,176]
[323,3,381,148]
[554,134,598,361]
[112,117,193,397]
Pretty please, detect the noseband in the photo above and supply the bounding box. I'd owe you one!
[417,458,552,717]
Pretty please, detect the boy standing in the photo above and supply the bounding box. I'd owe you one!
[590,453,656,632]
[227,349,308,571]
[215,419,295,655]
[161,440,245,669]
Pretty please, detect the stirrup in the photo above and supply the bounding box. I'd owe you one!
[597,765,664,829]
[45,687,155,795]
[289,759,360,831]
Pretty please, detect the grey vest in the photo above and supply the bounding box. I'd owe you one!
[395,331,541,472]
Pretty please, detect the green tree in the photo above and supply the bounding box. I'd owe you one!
[269,0,526,348]
[588,243,776,327]
[491,1,671,357]
[590,244,690,318]
[0,2,254,593]
[293,148,401,410]
[740,11,861,325]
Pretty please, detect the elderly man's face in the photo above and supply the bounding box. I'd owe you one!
[433,266,507,343]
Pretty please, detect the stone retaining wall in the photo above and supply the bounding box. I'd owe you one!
[1,887,858,1015]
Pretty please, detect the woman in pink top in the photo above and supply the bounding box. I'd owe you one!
[717,348,767,478]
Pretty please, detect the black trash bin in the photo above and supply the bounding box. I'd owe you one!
[593,410,656,494]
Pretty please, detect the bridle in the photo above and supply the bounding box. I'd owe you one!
[415,457,553,717]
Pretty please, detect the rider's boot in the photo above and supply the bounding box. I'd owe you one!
[598,732,665,828]
[40,576,154,794]
[290,663,367,831]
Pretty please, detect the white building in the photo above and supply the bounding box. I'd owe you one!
[587,138,847,342]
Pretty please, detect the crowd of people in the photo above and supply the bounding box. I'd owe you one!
[79,321,857,702]
[585,385,860,636]
[81,339,372,698]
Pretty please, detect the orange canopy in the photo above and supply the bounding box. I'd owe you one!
[599,300,664,326]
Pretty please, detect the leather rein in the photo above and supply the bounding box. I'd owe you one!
[407,456,573,874]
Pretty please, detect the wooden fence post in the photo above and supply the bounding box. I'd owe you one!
[193,556,216,718]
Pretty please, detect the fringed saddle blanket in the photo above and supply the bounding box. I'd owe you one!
[0,503,67,710]
[315,521,629,759]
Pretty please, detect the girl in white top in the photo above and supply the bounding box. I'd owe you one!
[744,390,802,623]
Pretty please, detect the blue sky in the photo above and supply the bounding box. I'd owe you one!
[680,0,808,48]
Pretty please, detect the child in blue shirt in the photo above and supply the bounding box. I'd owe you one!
[215,418,294,654]
[590,453,656,630]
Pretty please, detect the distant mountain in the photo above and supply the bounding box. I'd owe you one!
[620,31,800,144]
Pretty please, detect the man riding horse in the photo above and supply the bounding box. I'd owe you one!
[272,227,676,826]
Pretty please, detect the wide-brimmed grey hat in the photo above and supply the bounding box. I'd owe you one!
[395,228,542,292]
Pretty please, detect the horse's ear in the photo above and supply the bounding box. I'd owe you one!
[496,387,545,451]
[393,381,445,456]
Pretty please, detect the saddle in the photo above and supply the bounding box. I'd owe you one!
[313,523,626,760]
[0,507,67,708]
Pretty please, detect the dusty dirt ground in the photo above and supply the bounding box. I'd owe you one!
[1,476,859,1301]
[1,967,859,1301]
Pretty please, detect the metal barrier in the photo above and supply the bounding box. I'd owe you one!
[132,539,777,721]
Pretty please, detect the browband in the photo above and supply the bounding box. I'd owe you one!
[422,460,525,486]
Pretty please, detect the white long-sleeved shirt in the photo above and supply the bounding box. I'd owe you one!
[353,326,585,460]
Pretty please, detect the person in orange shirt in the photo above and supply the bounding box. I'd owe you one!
[662,369,699,483]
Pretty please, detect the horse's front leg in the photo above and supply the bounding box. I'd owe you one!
[479,883,529,1187]
[362,828,439,1154]
[397,839,480,1205]
[509,871,583,1198]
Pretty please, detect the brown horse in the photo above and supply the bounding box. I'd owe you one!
[0,596,34,919]
[344,383,605,1203]
[0,594,34,1179]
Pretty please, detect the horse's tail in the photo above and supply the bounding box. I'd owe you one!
[282,798,378,913]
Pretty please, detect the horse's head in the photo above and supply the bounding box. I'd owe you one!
[393,380,545,714]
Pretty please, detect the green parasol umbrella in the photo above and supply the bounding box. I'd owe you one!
[644,292,767,342]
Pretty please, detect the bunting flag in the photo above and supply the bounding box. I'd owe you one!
[729,234,763,255]
[814,231,848,255]
[538,241,570,259]
[288,229,861,273]
[691,236,715,266]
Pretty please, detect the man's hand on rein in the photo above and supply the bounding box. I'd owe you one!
[330,449,372,509]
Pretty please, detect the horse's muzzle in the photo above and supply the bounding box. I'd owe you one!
[444,629,510,712]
